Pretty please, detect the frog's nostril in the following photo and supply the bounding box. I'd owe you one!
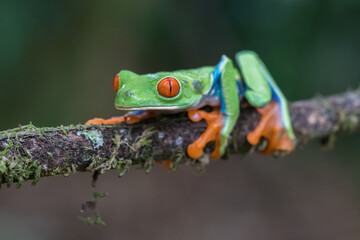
[124,91,134,100]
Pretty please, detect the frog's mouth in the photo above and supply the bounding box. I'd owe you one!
[115,105,186,111]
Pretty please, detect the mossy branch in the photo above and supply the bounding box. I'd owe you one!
[1,90,360,187]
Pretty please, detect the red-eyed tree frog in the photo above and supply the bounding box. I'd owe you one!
[86,51,295,159]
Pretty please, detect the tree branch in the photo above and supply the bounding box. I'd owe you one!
[1,90,360,187]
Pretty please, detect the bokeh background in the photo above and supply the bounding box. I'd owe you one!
[1,0,360,239]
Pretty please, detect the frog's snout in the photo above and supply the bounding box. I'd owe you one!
[115,90,134,107]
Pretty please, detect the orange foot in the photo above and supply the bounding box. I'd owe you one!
[156,159,174,171]
[247,102,293,155]
[187,107,223,159]
[85,111,157,125]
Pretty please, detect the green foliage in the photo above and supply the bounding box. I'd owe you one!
[0,138,42,188]
[79,190,108,226]
[79,211,106,226]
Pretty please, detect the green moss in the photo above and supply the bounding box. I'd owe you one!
[0,139,13,156]
[60,125,68,136]
[93,191,107,201]
[85,133,132,177]
[39,131,45,139]
[61,164,77,177]
[115,159,132,177]
[79,190,107,226]
[0,137,43,188]
[169,152,185,172]
[143,158,155,173]
[30,161,42,185]
[0,161,6,173]
[71,164,77,173]
[340,113,359,132]
[0,155,42,188]
[77,130,104,149]
[0,125,31,138]
[26,122,39,131]
[79,211,106,226]
[140,138,152,147]
[131,127,157,151]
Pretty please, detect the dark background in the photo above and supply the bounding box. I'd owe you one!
[1,0,360,239]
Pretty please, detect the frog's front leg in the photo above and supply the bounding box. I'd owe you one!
[236,51,295,154]
[85,110,157,125]
[187,56,240,159]
[187,107,223,159]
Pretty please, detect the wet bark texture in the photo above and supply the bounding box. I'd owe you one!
[1,90,360,187]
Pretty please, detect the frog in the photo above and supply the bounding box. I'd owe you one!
[86,50,295,159]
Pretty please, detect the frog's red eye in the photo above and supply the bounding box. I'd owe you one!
[113,73,120,92]
[157,77,180,98]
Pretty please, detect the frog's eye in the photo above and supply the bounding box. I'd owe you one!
[157,77,180,98]
[113,73,120,92]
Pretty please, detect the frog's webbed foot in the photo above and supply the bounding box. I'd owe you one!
[247,102,293,155]
[187,107,223,159]
[85,110,157,125]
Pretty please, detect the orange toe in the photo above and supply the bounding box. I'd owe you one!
[123,111,157,124]
[210,133,221,159]
[156,159,174,171]
[187,107,223,159]
[247,102,293,155]
[85,111,157,125]
[164,159,173,171]
[85,116,125,125]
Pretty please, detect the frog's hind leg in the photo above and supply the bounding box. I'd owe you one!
[236,51,295,154]
[247,102,293,154]
[85,110,157,125]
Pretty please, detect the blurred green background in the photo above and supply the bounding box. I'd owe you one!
[1,0,360,239]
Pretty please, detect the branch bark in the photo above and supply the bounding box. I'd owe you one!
[1,90,360,187]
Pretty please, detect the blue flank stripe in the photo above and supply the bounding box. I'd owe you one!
[210,57,245,115]
[267,81,288,130]
[236,79,245,97]
[209,57,225,113]
[128,110,146,115]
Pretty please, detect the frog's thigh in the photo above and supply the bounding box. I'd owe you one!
[237,51,295,140]
[235,51,271,107]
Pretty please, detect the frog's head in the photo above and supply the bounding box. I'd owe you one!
[113,67,213,111]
